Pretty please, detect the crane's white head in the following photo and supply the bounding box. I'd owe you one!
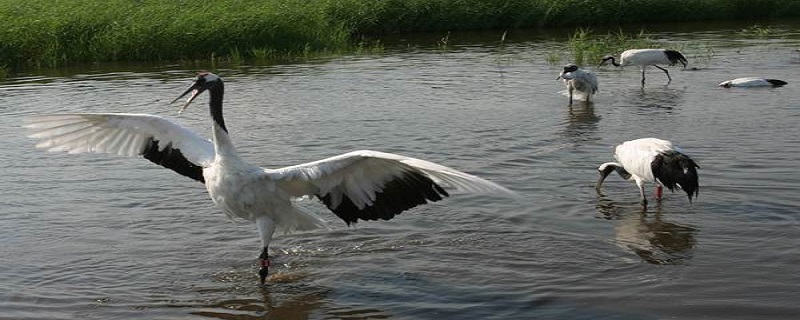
[718,80,733,88]
[171,72,222,113]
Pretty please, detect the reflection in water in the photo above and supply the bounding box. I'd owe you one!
[189,286,328,320]
[596,196,697,265]
[186,270,391,320]
[560,102,600,143]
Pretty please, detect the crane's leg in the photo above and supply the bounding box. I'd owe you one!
[568,86,574,105]
[655,185,663,200]
[654,65,671,83]
[641,68,646,86]
[256,216,277,284]
[258,247,270,284]
[636,179,648,206]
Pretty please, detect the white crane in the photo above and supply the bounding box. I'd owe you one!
[556,64,598,105]
[599,49,688,86]
[719,77,787,88]
[595,138,699,206]
[25,72,514,284]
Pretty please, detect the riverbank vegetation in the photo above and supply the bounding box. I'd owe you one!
[1,0,799,76]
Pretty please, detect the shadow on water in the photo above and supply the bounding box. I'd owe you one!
[595,196,697,265]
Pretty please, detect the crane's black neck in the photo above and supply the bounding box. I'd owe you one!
[209,82,228,133]
[608,57,620,67]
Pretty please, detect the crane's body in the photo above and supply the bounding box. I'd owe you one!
[558,64,598,105]
[25,72,513,284]
[596,138,699,206]
[600,49,687,86]
[719,77,787,88]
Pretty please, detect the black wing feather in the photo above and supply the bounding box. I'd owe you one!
[664,50,688,67]
[319,170,449,225]
[766,79,788,87]
[141,138,205,183]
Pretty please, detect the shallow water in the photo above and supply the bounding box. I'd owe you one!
[2,22,800,319]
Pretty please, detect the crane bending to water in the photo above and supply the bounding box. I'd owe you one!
[25,72,514,284]
[595,138,699,206]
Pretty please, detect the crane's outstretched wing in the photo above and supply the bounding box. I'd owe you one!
[24,113,214,183]
[265,150,514,225]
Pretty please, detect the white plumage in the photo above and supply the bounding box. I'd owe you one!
[25,72,513,283]
[718,77,787,88]
[596,138,699,206]
[557,64,598,105]
[600,49,688,86]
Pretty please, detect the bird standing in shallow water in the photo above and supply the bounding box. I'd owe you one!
[25,72,514,284]
[557,64,598,105]
[596,138,699,206]
[599,49,688,86]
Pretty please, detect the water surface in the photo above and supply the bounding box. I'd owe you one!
[2,22,800,319]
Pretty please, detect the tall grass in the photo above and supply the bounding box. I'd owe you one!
[0,0,353,71]
[1,0,800,76]
[567,28,658,66]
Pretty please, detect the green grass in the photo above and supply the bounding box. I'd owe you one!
[1,0,800,78]
[567,28,659,66]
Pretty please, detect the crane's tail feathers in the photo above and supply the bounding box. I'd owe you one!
[652,151,699,202]
[664,50,688,68]
[766,79,788,87]
[275,205,328,235]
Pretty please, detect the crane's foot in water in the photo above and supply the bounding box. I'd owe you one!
[258,247,270,284]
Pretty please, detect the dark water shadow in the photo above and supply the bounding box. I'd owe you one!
[596,196,698,265]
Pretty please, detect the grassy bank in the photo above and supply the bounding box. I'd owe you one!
[1,0,799,75]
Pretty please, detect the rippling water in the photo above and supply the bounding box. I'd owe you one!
[3,22,800,319]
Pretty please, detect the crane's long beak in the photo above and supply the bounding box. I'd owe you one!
[170,85,205,114]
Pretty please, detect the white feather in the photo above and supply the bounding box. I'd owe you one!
[24,113,215,166]
[619,49,675,66]
[613,138,675,183]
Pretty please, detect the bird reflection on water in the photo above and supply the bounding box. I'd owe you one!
[596,196,697,265]
[559,102,601,144]
[186,272,392,319]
